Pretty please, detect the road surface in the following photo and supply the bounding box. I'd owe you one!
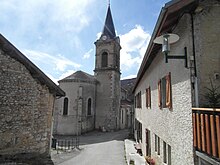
[54,129,129,165]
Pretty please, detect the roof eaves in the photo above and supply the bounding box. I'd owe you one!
[133,7,167,93]
[0,34,65,97]
[133,0,197,93]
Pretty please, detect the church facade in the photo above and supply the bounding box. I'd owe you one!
[53,6,132,135]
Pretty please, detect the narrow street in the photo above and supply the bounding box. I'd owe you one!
[52,129,129,165]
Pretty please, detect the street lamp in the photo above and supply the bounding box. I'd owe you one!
[153,33,188,68]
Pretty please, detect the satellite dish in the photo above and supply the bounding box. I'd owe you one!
[153,33,179,53]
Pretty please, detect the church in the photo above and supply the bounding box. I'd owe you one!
[53,5,134,135]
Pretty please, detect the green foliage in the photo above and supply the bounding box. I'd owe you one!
[203,78,220,108]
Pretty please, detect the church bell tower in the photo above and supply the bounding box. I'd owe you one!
[94,5,121,131]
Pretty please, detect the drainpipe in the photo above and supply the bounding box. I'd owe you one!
[190,12,199,107]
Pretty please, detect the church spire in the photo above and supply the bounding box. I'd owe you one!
[102,5,116,39]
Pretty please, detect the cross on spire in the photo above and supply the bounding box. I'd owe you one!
[108,0,110,7]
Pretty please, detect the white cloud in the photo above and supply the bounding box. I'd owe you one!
[0,0,96,36]
[45,70,76,85]
[24,49,81,72]
[58,70,76,80]
[83,49,93,59]
[96,32,102,40]
[121,74,137,80]
[120,25,151,69]
[46,73,59,85]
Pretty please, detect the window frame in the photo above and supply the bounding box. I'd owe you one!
[158,72,172,109]
[101,52,108,67]
[87,98,92,116]
[63,97,68,115]
[163,141,167,163]
[146,86,151,109]
[135,91,142,108]
[146,129,151,156]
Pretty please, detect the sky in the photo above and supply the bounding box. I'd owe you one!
[0,0,168,83]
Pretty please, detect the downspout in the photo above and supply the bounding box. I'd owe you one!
[190,12,199,107]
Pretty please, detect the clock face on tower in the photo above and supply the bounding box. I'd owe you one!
[101,35,107,40]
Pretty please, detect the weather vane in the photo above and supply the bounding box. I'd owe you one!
[108,0,110,6]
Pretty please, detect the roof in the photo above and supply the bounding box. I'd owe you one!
[133,0,198,92]
[102,6,116,39]
[121,99,132,106]
[59,70,96,83]
[0,34,65,97]
[121,78,136,102]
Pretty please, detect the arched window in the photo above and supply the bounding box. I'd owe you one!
[87,98,92,116]
[63,97,68,115]
[101,52,108,67]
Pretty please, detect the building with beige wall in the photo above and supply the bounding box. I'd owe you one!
[133,0,220,165]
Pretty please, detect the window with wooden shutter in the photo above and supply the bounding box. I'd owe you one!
[158,80,162,109]
[146,86,151,109]
[166,73,172,109]
[135,91,142,108]
[158,72,172,109]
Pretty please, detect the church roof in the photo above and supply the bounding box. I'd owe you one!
[0,34,65,97]
[102,6,116,39]
[59,70,96,83]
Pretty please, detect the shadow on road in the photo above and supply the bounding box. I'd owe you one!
[54,129,130,146]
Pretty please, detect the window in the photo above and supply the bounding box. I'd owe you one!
[155,134,160,155]
[101,52,108,67]
[146,86,151,108]
[158,72,172,109]
[121,109,124,124]
[163,141,167,163]
[63,97,68,115]
[163,142,171,165]
[136,121,142,142]
[158,136,160,155]
[168,144,171,165]
[87,98,92,116]
[135,91,142,108]
[146,129,151,156]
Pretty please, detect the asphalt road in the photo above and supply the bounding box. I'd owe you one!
[56,129,128,165]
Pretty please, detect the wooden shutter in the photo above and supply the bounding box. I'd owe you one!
[158,80,162,109]
[148,87,151,108]
[166,73,172,109]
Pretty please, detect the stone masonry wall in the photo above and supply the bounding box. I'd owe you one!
[53,80,95,135]
[0,48,55,163]
[193,0,220,107]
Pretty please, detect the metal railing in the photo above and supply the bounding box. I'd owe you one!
[192,108,220,160]
[52,137,80,153]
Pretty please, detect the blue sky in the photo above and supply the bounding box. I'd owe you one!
[0,0,168,83]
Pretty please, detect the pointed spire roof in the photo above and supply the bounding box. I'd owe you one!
[102,5,116,39]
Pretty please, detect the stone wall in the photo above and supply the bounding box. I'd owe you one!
[95,70,120,131]
[53,80,96,135]
[0,48,55,163]
[193,0,220,107]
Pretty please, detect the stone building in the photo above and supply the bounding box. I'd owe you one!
[133,0,220,165]
[94,5,121,131]
[53,6,134,135]
[53,71,96,135]
[0,34,65,164]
